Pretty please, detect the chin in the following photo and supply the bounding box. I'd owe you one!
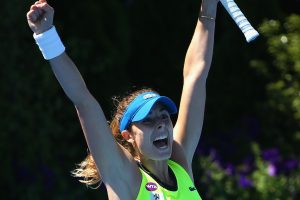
[151,144,173,161]
[155,154,171,161]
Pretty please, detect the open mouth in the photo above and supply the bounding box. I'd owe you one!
[153,136,168,149]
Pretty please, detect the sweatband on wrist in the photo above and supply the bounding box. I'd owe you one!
[33,26,65,60]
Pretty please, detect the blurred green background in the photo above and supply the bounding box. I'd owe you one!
[0,0,299,199]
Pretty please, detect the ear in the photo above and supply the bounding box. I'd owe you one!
[121,130,135,144]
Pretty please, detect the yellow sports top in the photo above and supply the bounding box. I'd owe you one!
[136,160,202,200]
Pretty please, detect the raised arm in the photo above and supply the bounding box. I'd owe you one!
[173,0,219,166]
[26,0,139,191]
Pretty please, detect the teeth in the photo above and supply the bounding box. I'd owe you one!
[154,135,168,141]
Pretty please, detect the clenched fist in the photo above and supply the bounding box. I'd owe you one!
[26,0,54,35]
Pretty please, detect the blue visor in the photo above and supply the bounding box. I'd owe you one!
[119,92,177,132]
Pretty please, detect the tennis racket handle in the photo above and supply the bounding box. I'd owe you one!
[220,0,259,42]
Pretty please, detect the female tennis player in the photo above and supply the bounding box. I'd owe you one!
[27,0,219,199]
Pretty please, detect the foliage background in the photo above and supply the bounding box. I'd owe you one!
[0,0,299,199]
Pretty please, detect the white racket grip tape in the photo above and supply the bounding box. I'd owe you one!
[220,0,259,42]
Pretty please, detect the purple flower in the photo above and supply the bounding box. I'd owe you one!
[238,175,253,188]
[209,148,222,165]
[267,163,277,176]
[262,148,281,163]
[225,163,235,175]
[209,148,218,159]
[284,159,299,171]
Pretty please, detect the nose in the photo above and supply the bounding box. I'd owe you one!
[156,118,166,130]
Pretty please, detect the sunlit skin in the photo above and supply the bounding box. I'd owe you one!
[121,103,176,186]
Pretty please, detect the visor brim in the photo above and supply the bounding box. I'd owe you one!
[131,96,177,122]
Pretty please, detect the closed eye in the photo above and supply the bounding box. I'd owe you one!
[160,109,170,120]
[161,113,170,120]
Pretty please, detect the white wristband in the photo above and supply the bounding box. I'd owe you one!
[33,26,65,60]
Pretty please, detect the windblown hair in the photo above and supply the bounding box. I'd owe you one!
[71,88,156,188]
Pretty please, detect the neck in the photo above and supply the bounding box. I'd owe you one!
[139,158,174,185]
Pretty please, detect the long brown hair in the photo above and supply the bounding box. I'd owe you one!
[71,88,156,188]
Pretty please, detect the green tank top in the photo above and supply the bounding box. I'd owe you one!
[136,160,202,200]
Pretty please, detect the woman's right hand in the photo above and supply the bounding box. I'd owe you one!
[26,0,54,35]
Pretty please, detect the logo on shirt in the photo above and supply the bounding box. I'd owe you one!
[146,182,158,191]
[153,193,160,200]
[189,186,197,191]
[151,192,165,200]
